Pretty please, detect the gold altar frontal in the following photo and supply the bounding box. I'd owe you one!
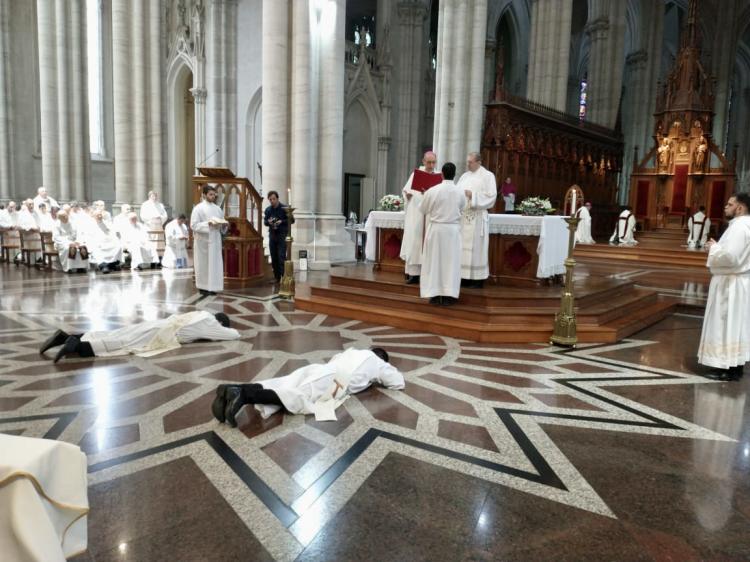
[294,265,676,344]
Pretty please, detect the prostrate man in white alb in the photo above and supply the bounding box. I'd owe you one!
[457,152,497,288]
[33,186,58,214]
[400,151,439,284]
[40,311,240,363]
[121,213,160,271]
[140,191,168,230]
[697,193,750,381]
[163,214,189,269]
[687,205,711,249]
[609,206,638,246]
[575,202,595,245]
[191,185,227,295]
[419,162,466,306]
[212,347,405,426]
[52,211,89,273]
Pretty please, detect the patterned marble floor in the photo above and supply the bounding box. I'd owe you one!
[0,263,747,561]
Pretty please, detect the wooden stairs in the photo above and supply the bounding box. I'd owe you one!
[295,266,676,344]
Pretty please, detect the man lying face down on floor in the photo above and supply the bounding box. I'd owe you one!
[212,347,405,426]
[39,311,240,362]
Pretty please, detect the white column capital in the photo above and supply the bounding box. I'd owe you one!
[190,87,207,103]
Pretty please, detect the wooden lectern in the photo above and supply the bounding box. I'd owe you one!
[192,167,270,283]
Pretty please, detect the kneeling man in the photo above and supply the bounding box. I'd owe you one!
[40,310,239,362]
[419,162,465,305]
[212,347,404,426]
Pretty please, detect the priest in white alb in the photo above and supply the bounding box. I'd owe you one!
[687,205,711,249]
[575,201,595,244]
[140,191,168,229]
[32,186,58,213]
[121,213,160,270]
[400,151,439,284]
[0,200,18,229]
[191,185,226,295]
[697,193,750,381]
[40,311,239,363]
[419,162,466,305]
[163,214,190,268]
[53,211,89,273]
[609,206,638,245]
[88,211,123,273]
[212,347,405,426]
[457,152,497,287]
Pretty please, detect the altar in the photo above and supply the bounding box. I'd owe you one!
[364,211,568,285]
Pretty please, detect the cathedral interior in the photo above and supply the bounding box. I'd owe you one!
[1,1,750,561]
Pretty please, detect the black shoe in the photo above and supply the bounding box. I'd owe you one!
[429,296,440,305]
[728,365,745,381]
[460,279,471,287]
[406,275,420,285]
[40,329,70,355]
[77,268,87,273]
[54,336,80,364]
[704,369,733,381]
[211,385,229,423]
[441,296,457,306]
[472,280,485,289]
[224,386,245,428]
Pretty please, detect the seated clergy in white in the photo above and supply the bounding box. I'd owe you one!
[212,347,405,426]
[0,200,18,229]
[140,190,168,230]
[0,434,88,561]
[122,212,160,270]
[163,214,189,268]
[40,311,239,363]
[92,200,112,224]
[419,162,466,306]
[35,202,56,233]
[32,186,59,213]
[687,205,711,248]
[53,211,89,273]
[17,199,39,231]
[112,203,132,238]
[609,206,638,245]
[88,210,122,273]
[575,201,596,245]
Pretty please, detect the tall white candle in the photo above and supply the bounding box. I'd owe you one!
[570,190,577,215]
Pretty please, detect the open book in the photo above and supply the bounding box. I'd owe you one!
[208,217,229,225]
[411,169,443,193]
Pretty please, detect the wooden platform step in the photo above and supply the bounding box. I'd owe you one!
[295,266,677,344]
[575,244,708,269]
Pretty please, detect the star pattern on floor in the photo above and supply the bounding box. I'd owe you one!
[0,280,733,560]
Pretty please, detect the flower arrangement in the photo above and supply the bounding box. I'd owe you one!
[517,196,553,216]
[378,194,404,212]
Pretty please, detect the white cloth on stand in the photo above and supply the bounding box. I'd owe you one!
[82,310,239,357]
[163,221,189,268]
[419,180,465,298]
[457,166,497,279]
[537,216,569,278]
[253,348,405,420]
[0,434,88,562]
[191,200,225,292]
[697,216,750,369]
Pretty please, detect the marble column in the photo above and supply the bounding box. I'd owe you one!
[36,0,90,202]
[0,0,13,199]
[432,0,488,171]
[207,0,237,171]
[585,0,626,128]
[112,0,164,204]
[526,0,572,111]
[710,0,741,152]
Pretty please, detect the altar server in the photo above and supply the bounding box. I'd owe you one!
[40,311,239,363]
[212,347,404,426]
[400,151,439,284]
[163,214,190,268]
[609,206,637,245]
[191,185,226,295]
[697,193,750,381]
[419,162,466,305]
[687,206,711,249]
[140,190,168,229]
[458,152,497,287]
[575,202,595,244]
[53,211,89,273]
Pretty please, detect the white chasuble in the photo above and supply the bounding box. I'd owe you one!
[698,216,750,369]
[457,166,497,279]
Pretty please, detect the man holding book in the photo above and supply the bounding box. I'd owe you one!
[191,185,227,295]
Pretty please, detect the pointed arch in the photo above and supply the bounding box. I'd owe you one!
[244,87,263,189]
[166,56,195,214]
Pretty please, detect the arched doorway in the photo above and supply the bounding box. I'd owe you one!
[343,97,376,220]
[167,61,196,216]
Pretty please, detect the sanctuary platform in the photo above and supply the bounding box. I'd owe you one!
[294,265,676,344]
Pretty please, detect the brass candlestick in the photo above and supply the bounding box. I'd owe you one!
[278,206,296,299]
[550,216,580,347]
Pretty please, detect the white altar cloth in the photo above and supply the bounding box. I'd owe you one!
[364,211,569,278]
[0,435,88,561]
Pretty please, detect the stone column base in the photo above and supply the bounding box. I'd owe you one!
[291,212,355,270]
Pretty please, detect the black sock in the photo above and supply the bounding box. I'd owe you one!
[240,384,283,406]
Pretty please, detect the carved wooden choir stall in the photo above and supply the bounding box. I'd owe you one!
[629,2,735,233]
[192,167,270,284]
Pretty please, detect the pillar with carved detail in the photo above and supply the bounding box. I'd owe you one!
[207,0,237,171]
[526,0,572,112]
